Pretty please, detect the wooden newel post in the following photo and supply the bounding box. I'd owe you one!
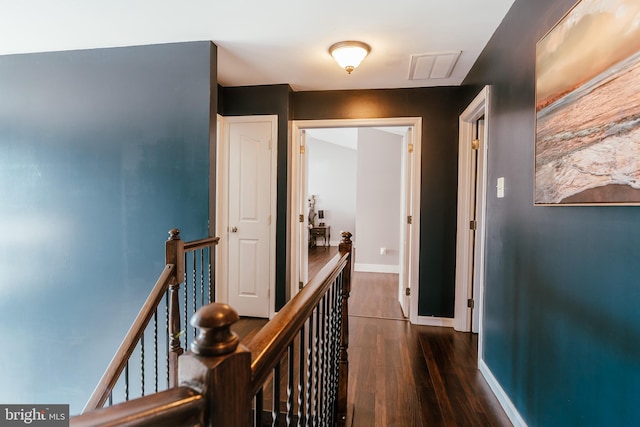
[179,303,252,427]
[166,228,185,388]
[337,231,353,426]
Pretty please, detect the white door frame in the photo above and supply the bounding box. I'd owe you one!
[216,114,278,318]
[454,86,490,343]
[298,130,310,288]
[289,117,422,325]
[398,127,413,318]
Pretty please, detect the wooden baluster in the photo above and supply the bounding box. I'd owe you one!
[154,309,159,393]
[297,324,306,427]
[321,294,328,423]
[255,389,264,426]
[272,363,280,426]
[330,278,340,424]
[192,250,197,339]
[179,303,251,427]
[166,228,185,388]
[305,315,313,426]
[200,249,205,308]
[286,342,294,426]
[140,331,145,397]
[208,247,214,304]
[313,307,320,423]
[124,362,130,401]
[337,231,352,426]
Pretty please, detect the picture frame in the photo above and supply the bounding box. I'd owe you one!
[534,0,640,205]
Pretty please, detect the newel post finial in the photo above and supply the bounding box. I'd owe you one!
[190,303,240,356]
[168,228,181,241]
[340,231,352,245]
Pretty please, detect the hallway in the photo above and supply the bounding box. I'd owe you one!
[234,247,512,426]
[345,270,511,426]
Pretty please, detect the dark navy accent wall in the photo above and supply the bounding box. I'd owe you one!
[464,0,640,425]
[292,88,465,317]
[219,84,292,310]
[0,42,216,413]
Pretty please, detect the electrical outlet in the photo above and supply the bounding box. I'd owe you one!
[497,177,505,198]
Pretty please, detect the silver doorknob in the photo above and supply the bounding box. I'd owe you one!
[231,226,238,233]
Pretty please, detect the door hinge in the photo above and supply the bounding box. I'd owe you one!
[408,143,414,154]
[269,138,273,150]
[467,298,475,309]
[299,214,304,223]
[471,139,479,150]
[469,220,477,230]
[300,145,305,154]
[299,281,304,290]
[407,215,412,225]
[405,288,411,296]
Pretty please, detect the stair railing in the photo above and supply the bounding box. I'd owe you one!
[72,231,353,427]
[82,229,219,412]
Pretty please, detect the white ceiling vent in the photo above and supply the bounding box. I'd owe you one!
[408,51,461,80]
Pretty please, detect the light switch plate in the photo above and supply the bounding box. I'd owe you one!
[497,177,505,198]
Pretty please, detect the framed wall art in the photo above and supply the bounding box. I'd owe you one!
[535,0,640,205]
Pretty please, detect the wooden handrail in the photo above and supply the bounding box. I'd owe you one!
[72,387,204,427]
[77,230,352,426]
[184,236,220,251]
[84,229,220,413]
[83,265,175,412]
[246,251,349,394]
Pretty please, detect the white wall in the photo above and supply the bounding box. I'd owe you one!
[307,128,404,273]
[355,128,403,272]
[307,136,357,245]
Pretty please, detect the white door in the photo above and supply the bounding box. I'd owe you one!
[398,128,413,318]
[470,118,486,333]
[461,118,486,333]
[227,117,277,318]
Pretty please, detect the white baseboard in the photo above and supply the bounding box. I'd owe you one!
[479,359,528,427]
[354,263,400,274]
[415,315,455,328]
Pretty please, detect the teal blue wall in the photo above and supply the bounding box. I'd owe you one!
[0,42,215,414]
[464,0,640,424]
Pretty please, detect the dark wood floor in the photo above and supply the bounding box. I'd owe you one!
[349,272,405,320]
[233,247,512,427]
[308,245,339,279]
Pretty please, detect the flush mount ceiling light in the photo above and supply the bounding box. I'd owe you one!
[329,41,371,74]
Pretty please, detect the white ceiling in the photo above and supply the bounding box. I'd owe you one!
[0,0,514,91]
[307,128,360,150]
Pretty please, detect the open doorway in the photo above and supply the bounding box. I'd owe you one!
[290,118,421,324]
